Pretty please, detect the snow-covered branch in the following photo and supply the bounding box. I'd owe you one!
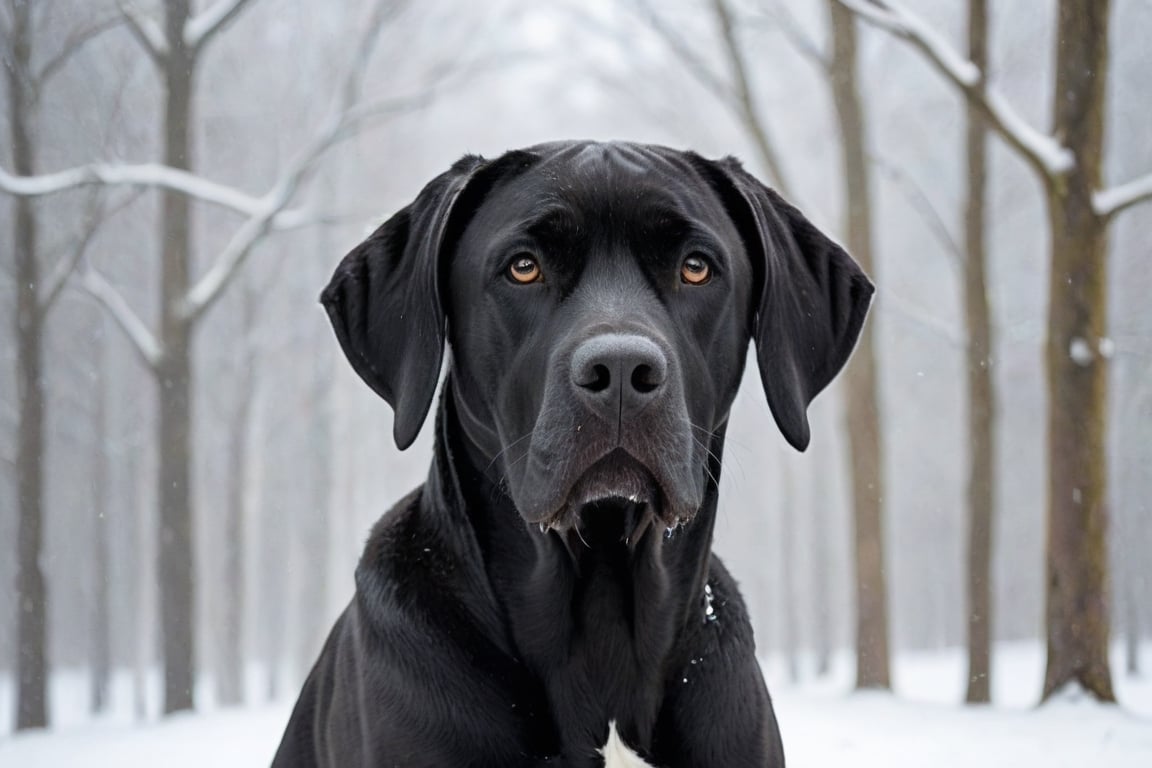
[183,0,257,51]
[1094,173,1152,220]
[0,162,298,220]
[80,269,163,369]
[834,0,1074,180]
[116,1,167,64]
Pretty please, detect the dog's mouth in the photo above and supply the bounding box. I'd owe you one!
[537,449,683,550]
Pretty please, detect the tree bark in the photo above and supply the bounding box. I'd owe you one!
[810,448,832,676]
[91,321,112,713]
[1041,0,1115,703]
[216,363,250,706]
[157,0,198,714]
[963,0,995,706]
[1124,571,1140,677]
[778,455,799,684]
[9,0,49,731]
[828,0,891,690]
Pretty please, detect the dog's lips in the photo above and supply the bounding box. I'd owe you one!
[567,450,657,510]
[530,449,691,543]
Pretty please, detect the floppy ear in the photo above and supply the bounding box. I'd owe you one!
[320,155,486,450]
[699,156,874,451]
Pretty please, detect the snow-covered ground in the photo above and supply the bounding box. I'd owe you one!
[1,643,1150,766]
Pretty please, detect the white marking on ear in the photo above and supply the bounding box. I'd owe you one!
[599,721,656,768]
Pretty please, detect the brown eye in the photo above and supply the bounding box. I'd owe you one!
[681,254,711,285]
[509,255,542,284]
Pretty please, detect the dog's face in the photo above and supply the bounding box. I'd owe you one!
[322,141,872,539]
[445,144,753,533]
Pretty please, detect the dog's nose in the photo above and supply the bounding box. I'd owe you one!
[570,334,668,422]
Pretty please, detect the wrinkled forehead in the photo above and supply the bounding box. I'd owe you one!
[464,142,739,249]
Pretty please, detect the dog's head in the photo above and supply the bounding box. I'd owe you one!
[323,142,872,540]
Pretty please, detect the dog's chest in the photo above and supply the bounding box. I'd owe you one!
[599,721,655,768]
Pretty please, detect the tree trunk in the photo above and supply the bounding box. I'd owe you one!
[216,356,252,706]
[1124,571,1140,677]
[9,0,49,731]
[964,0,995,706]
[157,0,198,714]
[810,449,832,677]
[1041,0,1115,703]
[91,321,112,713]
[778,455,799,684]
[828,0,891,690]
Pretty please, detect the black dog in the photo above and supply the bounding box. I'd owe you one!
[272,141,872,767]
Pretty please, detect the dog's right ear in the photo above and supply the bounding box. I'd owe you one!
[320,155,486,450]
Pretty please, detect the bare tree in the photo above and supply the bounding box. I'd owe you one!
[962,0,994,706]
[1,0,428,714]
[826,0,890,689]
[629,0,794,197]
[1,0,120,730]
[837,0,1152,702]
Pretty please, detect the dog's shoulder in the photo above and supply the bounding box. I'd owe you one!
[353,486,460,630]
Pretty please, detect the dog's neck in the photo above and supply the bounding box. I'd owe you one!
[424,384,726,757]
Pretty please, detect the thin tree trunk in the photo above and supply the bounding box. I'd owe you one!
[91,321,112,713]
[9,0,49,730]
[779,455,800,684]
[828,0,890,690]
[157,0,198,714]
[964,0,995,706]
[1124,570,1140,677]
[1041,0,1116,704]
[216,374,250,706]
[710,0,792,197]
[810,449,832,677]
[132,447,150,721]
[297,366,333,681]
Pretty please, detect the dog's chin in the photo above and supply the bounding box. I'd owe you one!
[531,450,691,549]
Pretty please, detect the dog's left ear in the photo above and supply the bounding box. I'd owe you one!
[320,155,487,450]
[697,156,874,451]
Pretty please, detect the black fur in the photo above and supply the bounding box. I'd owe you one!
[273,141,873,767]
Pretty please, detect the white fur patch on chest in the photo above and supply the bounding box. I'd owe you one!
[599,720,657,768]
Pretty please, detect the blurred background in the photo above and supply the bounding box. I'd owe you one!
[1,0,1150,760]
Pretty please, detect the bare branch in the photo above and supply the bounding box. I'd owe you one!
[0,161,298,219]
[80,268,163,369]
[115,1,168,65]
[35,14,123,86]
[40,189,145,311]
[183,0,257,52]
[711,0,793,197]
[757,0,831,72]
[179,1,415,322]
[880,292,965,348]
[870,154,962,268]
[1094,173,1152,220]
[628,0,737,110]
[834,0,1074,180]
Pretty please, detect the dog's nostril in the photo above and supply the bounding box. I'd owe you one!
[586,364,611,393]
[631,364,660,394]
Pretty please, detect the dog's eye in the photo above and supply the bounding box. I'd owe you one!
[508,255,542,284]
[680,255,711,285]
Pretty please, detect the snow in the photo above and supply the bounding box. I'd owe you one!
[1095,172,1152,218]
[1,644,1149,766]
[1070,336,1094,366]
